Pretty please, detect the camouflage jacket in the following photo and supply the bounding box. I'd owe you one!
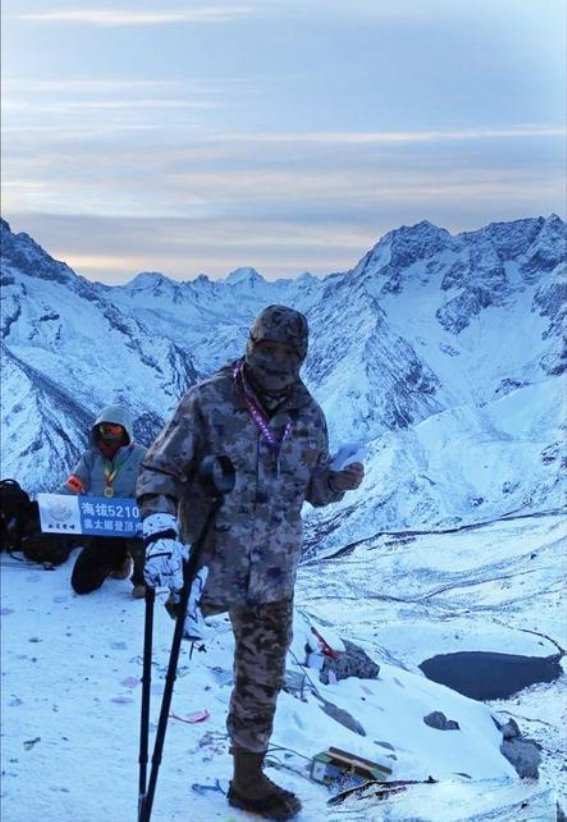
[137,362,343,613]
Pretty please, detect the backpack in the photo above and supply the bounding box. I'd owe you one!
[0,479,33,552]
[20,528,75,567]
[0,479,73,567]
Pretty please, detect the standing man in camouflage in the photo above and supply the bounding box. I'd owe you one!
[137,305,363,820]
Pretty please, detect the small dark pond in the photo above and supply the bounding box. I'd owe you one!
[419,651,563,700]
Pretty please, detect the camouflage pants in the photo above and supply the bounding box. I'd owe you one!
[227,599,293,753]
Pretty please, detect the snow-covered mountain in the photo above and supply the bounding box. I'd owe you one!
[1,214,565,541]
[1,215,566,819]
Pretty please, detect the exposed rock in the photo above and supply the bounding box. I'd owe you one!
[493,716,542,779]
[423,710,460,731]
[388,221,454,270]
[498,717,521,740]
[500,737,542,779]
[479,217,545,260]
[533,280,567,325]
[319,638,380,685]
[521,214,566,280]
[436,286,496,334]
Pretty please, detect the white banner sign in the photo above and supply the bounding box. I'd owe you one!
[37,494,141,537]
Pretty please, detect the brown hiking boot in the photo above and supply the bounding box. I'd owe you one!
[228,750,301,820]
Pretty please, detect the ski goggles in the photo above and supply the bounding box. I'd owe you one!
[98,423,125,438]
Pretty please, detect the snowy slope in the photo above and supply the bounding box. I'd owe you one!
[1,519,562,822]
[297,513,566,817]
[303,375,566,555]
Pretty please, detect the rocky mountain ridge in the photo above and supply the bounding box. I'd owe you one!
[1,214,565,547]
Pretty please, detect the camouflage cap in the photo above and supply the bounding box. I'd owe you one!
[248,305,309,361]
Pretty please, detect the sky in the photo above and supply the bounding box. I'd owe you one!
[1,0,565,284]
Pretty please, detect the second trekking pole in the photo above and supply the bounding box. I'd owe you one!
[138,455,235,822]
[138,584,155,817]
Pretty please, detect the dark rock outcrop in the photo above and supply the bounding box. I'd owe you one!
[493,717,542,779]
[319,639,380,685]
[423,710,460,731]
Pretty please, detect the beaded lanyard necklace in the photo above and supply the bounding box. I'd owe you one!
[233,362,292,455]
[103,443,134,498]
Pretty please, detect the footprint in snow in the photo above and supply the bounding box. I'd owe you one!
[120,676,140,689]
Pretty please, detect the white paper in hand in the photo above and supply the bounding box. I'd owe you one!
[330,441,367,471]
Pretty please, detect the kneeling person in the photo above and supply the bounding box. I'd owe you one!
[59,404,147,597]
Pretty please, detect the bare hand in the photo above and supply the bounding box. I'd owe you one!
[330,461,364,491]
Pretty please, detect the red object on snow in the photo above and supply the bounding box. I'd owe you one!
[311,627,341,659]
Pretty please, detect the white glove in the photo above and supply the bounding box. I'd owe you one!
[143,513,188,592]
[184,567,209,641]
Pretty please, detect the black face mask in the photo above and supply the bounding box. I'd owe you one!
[244,346,300,397]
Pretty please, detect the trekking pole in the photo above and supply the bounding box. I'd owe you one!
[138,584,155,818]
[138,456,235,822]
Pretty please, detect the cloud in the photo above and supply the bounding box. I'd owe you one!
[215,126,566,145]
[4,99,216,112]
[4,79,187,93]
[3,124,564,229]
[0,77,249,135]
[5,151,562,284]
[5,211,386,282]
[14,6,257,26]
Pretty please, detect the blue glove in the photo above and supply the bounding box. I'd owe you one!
[143,513,188,593]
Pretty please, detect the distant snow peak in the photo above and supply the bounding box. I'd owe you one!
[351,220,457,295]
[387,219,454,267]
[225,266,265,285]
[126,271,174,290]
